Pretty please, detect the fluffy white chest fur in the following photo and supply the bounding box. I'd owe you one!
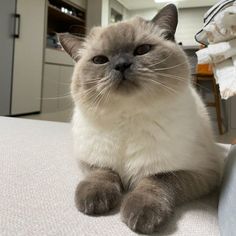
[72,86,221,186]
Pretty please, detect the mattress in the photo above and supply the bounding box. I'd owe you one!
[0,117,230,236]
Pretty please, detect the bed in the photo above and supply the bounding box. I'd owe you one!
[0,117,234,236]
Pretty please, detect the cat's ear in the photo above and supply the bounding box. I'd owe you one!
[152,4,178,41]
[57,33,82,62]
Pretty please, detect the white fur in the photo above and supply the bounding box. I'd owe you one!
[72,83,222,187]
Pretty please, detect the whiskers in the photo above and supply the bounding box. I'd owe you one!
[148,50,175,69]
[137,62,211,93]
[150,60,189,72]
[39,92,72,100]
[78,73,113,114]
[139,76,178,95]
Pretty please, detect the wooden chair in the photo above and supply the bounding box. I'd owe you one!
[193,64,224,135]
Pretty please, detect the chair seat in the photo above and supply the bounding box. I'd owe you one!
[192,73,214,79]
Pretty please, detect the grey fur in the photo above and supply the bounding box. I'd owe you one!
[59,4,221,234]
[75,169,123,215]
[121,170,219,234]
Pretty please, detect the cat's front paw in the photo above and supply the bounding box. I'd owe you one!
[121,191,172,234]
[75,180,122,215]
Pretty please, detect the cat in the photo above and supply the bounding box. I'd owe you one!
[58,4,223,234]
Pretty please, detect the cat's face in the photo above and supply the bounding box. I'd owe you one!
[59,4,190,109]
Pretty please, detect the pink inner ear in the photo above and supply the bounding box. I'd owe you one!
[58,33,82,62]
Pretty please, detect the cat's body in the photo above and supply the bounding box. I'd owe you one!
[59,4,223,234]
[72,85,221,188]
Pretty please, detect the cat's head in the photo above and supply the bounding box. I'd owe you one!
[58,4,190,110]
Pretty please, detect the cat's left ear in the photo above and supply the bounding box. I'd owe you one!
[57,33,82,62]
[152,4,178,41]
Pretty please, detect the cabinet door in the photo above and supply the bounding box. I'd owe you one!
[0,0,15,115]
[11,0,46,115]
[42,64,60,113]
[58,66,73,111]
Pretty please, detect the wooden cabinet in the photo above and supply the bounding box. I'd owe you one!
[40,0,85,117]
[0,0,46,115]
[59,66,73,111]
[46,0,86,49]
[42,49,74,114]
[42,64,60,113]
[1,0,85,116]
[42,64,73,113]
[11,0,46,115]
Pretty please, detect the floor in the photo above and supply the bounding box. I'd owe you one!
[21,109,73,123]
[19,106,236,144]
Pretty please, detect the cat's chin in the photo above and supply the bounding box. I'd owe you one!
[112,78,140,96]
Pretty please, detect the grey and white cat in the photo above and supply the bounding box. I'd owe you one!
[58,4,223,234]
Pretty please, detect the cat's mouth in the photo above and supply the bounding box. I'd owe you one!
[114,75,139,94]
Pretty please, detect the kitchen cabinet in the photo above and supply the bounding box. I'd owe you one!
[0,0,46,115]
[42,64,60,113]
[59,66,73,111]
[11,0,46,115]
[42,49,74,114]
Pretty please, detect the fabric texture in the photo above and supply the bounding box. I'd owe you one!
[196,39,236,99]
[196,39,236,64]
[195,0,236,45]
[195,0,236,99]
[219,145,236,236]
[0,117,230,236]
[213,56,236,99]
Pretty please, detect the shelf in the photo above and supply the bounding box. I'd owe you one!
[49,0,85,12]
[46,0,86,55]
[48,4,85,25]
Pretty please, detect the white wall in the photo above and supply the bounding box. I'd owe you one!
[128,8,157,20]
[109,0,130,21]
[86,0,129,31]
[176,7,209,46]
[128,7,210,46]
[102,0,109,26]
[86,0,103,31]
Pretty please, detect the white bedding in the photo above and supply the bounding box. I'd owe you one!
[195,0,236,99]
[0,117,230,236]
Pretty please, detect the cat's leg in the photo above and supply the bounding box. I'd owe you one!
[121,170,219,234]
[75,168,123,215]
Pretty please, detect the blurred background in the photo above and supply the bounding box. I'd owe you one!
[1,0,236,143]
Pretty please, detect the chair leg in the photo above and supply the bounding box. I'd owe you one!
[212,78,224,135]
[194,76,201,93]
[193,75,197,87]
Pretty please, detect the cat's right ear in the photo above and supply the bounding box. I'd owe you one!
[57,33,82,62]
[151,4,178,41]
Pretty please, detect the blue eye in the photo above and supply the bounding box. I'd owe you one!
[92,55,109,64]
[134,44,152,56]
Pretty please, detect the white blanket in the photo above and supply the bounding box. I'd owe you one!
[196,39,236,64]
[195,0,236,45]
[195,1,236,99]
[213,56,236,99]
[0,117,230,236]
[203,4,236,44]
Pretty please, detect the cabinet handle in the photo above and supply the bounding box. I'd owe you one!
[14,14,21,38]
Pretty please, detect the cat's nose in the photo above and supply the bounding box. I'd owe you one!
[114,57,132,73]
[114,62,132,73]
